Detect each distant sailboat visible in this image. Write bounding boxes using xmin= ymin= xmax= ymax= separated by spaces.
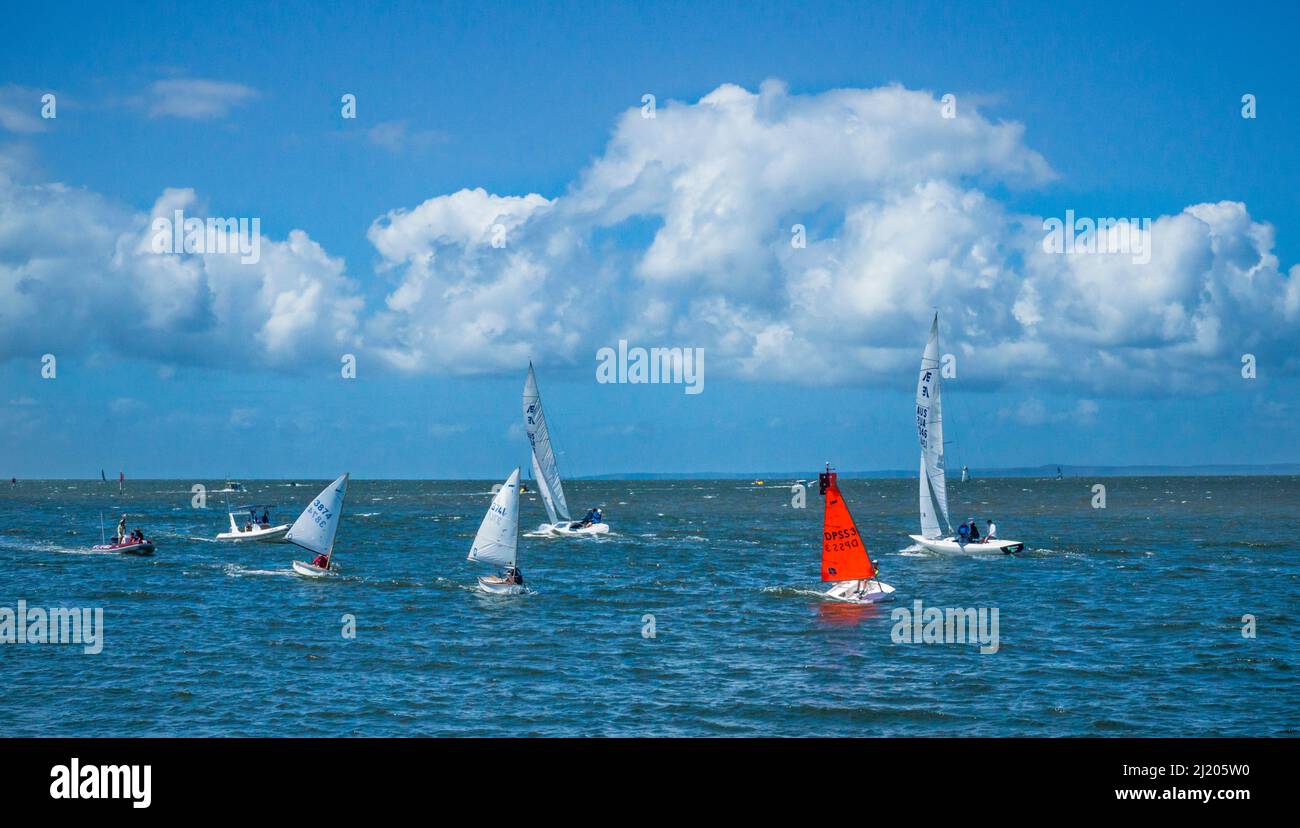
xmin=118 ymin=470 xmax=124 ymax=492
xmin=523 ymin=363 xmax=608 ymax=536
xmin=468 ymin=468 xmax=526 ymax=595
xmin=961 ymin=465 xmax=970 ymax=483
xmin=819 ymin=465 xmax=893 ymax=603
xmin=100 ymin=469 xmax=107 ymax=483
xmin=288 ymin=474 xmax=349 ymax=577
xmin=907 ymin=314 xmax=1024 ymax=555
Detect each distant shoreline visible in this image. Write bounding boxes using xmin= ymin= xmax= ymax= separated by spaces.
xmin=8 ymin=464 xmax=1300 ymax=482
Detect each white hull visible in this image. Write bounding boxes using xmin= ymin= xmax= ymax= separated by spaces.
xmin=292 ymin=560 xmax=335 ymax=577
xmin=216 ymin=524 xmax=291 ymax=543
xmin=90 ymin=541 xmax=155 ymax=556
xmin=909 ymin=535 xmax=1024 ymax=555
xmin=546 ymin=521 xmax=610 ymax=536
xmin=824 ymin=579 xmax=895 ymax=604
xmin=477 ymin=576 xmax=524 ymax=595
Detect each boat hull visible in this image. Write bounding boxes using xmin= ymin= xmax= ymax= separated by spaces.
xmin=909 ymin=535 xmax=1024 ymax=555
xmin=90 ymin=541 xmax=155 ymax=556
xmin=216 ymin=524 xmax=291 ymax=543
xmin=292 ymin=560 xmax=335 ymax=577
xmin=824 ymin=579 xmax=895 ymax=603
xmin=477 ymin=576 xmax=524 ymax=595
xmin=547 ymin=521 xmax=610 ymax=537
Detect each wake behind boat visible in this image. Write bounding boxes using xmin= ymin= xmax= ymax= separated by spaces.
xmin=819 ymin=466 xmax=893 ymax=603
xmin=468 ymin=468 xmax=526 ymax=595
xmin=523 ymin=362 xmax=609 ymax=537
xmin=286 ymin=474 xmax=349 ymax=577
xmin=909 ymin=313 xmax=1024 ymax=555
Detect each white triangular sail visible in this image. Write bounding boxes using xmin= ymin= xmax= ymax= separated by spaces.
xmin=469 ymin=468 xmax=520 ymax=569
xmin=529 ymin=452 xmax=557 ymax=523
xmin=286 ymin=473 xmax=348 ymax=558
xmin=523 ymin=363 xmax=570 ymax=523
xmin=915 ymin=314 xmax=952 ymax=536
xmin=918 ymin=454 xmax=941 ymax=539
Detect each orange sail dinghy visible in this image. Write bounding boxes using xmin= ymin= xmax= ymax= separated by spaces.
xmin=819 ymin=465 xmax=895 ymax=603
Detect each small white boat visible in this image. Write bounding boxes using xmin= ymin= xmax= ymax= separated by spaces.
xmin=468 ymin=468 xmax=526 ymax=595
xmin=523 ymin=363 xmax=610 ymax=537
xmin=825 ymin=579 xmax=896 ymax=602
xmin=291 ymin=560 xmax=333 ymax=577
xmin=215 ymin=505 xmax=290 ymax=543
xmin=911 ymin=313 xmax=1024 ymax=555
xmin=476 ymin=574 xmax=524 ymax=595
xmin=543 ymin=520 xmax=610 ymax=537
xmin=908 ymin=535 xmax=1024 ymax=555
xmin=819 ymin=466 xmax=893 ymax=604
xmin=285 ymin=474 xmax=349 ymax=577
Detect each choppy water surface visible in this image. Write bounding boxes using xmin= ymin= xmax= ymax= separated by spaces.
xmin=0 ymin=476 xmax=1295 ymax=736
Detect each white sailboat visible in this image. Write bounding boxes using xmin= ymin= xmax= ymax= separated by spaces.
xmin=288 ymin=473 xmax=349 ymax=576
xmin=907 ymin=315 xmax=1024 ymax=555
xmin=468 ymin=468 xmax=526 ymax=595
xmin=523 ymin=363 xmax=609 ymax=536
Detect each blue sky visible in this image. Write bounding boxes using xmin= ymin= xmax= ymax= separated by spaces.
xmin=2 ymin=1 xmax=1298 ymax=477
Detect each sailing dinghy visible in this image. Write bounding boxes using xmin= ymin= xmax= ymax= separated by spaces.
xmin=907 ymin=314 xmax=1023 ymax=555
xmin=468 ymin=468 xmax=526 ymax=595
xmin=523 ymin=363 xmax=609 ymax=536
xmin=288 ymin=474 xmax=349 ymax=577
xmin=819 ymin=466 xmax=893 ymax=603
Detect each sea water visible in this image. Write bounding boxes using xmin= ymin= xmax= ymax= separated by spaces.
xmin=0 ymin=476 xmax=1295 ymax=736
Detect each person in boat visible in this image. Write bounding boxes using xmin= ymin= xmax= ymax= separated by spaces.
xmin=133 ymin=528 xmax=145 ymax=543
xmin=957 ymin=521 xmax=970 ymax=545
xmin=967 ymin=518 xmax=981 ymax=543
xmin=116 ymin=515 xmax=128 ymax=544
xmin=260 ymin=509 xmax=269 ymax=527
xmin=506 ymin=567 xmax=524 ymax=585
xmin=986 ymin=519 xmax=997 ymax=541
xmin=311 ymin=554 xmax=330 ymax=569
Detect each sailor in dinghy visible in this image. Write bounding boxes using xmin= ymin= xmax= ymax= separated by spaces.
xmin=287 ymin=474 xmax=349 ymax=577
xmin=819 ymin=465 xmax=894 ymax=603
xmin=906 ymin=313 xmax=1024 ymax=555
xmin=469 ymin=468 xmax=527 ymax=595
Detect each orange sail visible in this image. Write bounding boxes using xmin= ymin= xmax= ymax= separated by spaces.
xmin=820 ymin=470 xmax=876 ymax=582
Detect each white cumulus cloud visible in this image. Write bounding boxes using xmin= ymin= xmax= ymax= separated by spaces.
xmin=142 ymin=79 xmax=257 ymax=120
xmin=3 ymin=80 xmax=1297 ymax=396
xmin=359 ymin=80 xmax=1299 ymax=393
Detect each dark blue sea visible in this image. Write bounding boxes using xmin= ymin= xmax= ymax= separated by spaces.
xmin=1 ymin=476 xmax=1295 ymax=736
